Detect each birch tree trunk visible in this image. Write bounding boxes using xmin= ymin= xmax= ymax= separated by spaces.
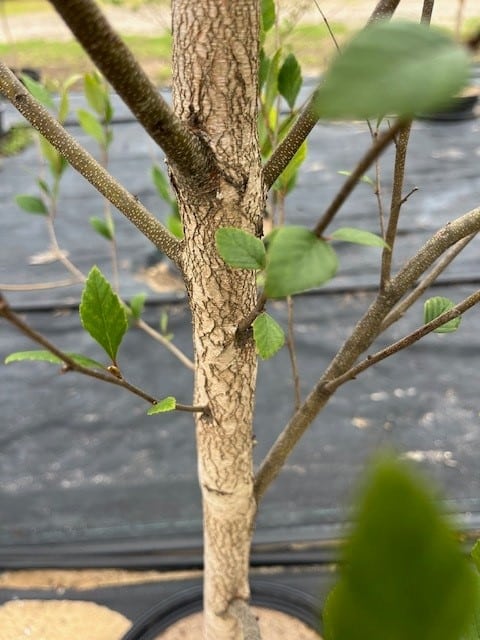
xmin=171 ymin=1 xmax=263 ymax=637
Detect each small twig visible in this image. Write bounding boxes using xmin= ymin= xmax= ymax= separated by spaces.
xmin=326 ymin=289 xmax=480 ymax=394
xmin=137 ymin=318 xmax=194 ymax=371
xmin=422 ymin=0 xmax=436 ymax=25
xmin=286 ymin=296 xmax=301 ymax=411
xmin=312 ymin=0 xmax=340 ymax=52
xmin=237 ymin=292 xmax=267 ymax=335
xmin=380 ymin=122 xmax=412 ymax=289
xmin=228 ymin=599 xmax=261 ymax=640
xmin=0 ymin=63 xmax=182 ymax=267
xmin=314 ymin=120 xmax=405 ymax=237
xmin=0 ymin=292 xmax=202 ymax=413
xmin=380 ymin=233 xmax=477 ymax=332
xmin=0 ymin=278 xmax=80 ymax=291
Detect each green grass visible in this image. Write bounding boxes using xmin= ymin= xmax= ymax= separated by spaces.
xmin=0 ymin=32 xmax=173 ymax=86
xmin=0 ymin=0 xmax=52 ymax=17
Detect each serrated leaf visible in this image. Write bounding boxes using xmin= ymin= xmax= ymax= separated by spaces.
xmin=129 ymin=292 xmax=147 ymax=321
xmin=5 ymin=350 xmax=105 ymax=370
xmin=424 ymin=296 xmax=462 ymax=333
xmin=20 ymin=74 xmax=55 ymax=110
xmin=77 ymin=108 xmax=107 ymax=147
xmin=265 ymin=226 xmax=338 ymax=298
xmin=84 ymin=72 xmax=108 ymax=117
xmin=90 ymin=216 xmax=114 ymax=241
xmin=216 ymin=227 xmax=266 ymax=270
xmin=151 ymin=164 xmax=173 ymax=203
xmin=324 ymin=458 xmax=477 ymax=640
xmin=261 ymin=0 xmax=275 ymax=33
xmin=331 ymin=227 xmax=389 ymax=249
xmin=278 ymin=53 xmax=302 ymax=110
xmin=147 ymin=396 xmax=176 ymax=415
xmin=79 ymin=266 xmax=128 ymax=362
xmin=15 ymin=194 xmax=48 ymax=215
xmin=316 ymin=21 xmax=470 ymax=120
xmin=253 ymin=312 xmax=285 ymax=360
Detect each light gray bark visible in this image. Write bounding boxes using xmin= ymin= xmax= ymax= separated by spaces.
xmin=172 ymin=1 xmax=263 ymax=638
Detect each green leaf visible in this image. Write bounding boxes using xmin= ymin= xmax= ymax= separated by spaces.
xmin=167 ymin=213 xmax=183 ymax=239
xmin=259 ymin=49 xmax=270 ymax=90
xmin=264 ymin=226 xmax=338 ymax=298
xmin=129 ymin=292 xmax=147 ymax=321
xmin=38 ymin=137 xmax=68 ymax=177
xmin=278 ymin=53 xmax=302 ymax=110
xmin=331 ymin=227 xmax=389 ymax=249
xmin=472 ymin=542 xmax=480 ymax=574
xmin=253 ymin=312 xmax=285 ymax=359
xmin=323 ymin=457 xmax=477 ymax=640
xmin=58 ymin=89 xmax=70 ymax=125
xmin=79 ymin=266 xmax=128 ymax=362
xmin=263 ymin=47 xmax=282 ymax=114
xmin=5 ymin=350 xmax=105 ymax=370
xmin=84 ymin=71 xmax=108 ymax=117
xmin=36 ymin=178 xmax=51 ymax=197
xmin=77 ymin=108 xmax=107 ymax=147
xmin=151 ymin=164 xmax=173 ymax=203
xmin=90 ymin=216 xmax=114 ymax=241
xmin=338 ymin=170 xmax=374 ymax=186
xmin=15 ymin=194 xmax=48 ymax=215
xmin=216 ymin=227 xmax=266 ymax=270
xmin=20 ymin=73 xmax=55 ymax=110
xmin=316 ymin=21 xmax=470 ymax=120
xmin=424 ymin=296 xmax=462 ymax=333
xmin=261 ymin=0 xmax=275 ymax=33
xmin=147 ymin=396 xmax=176 ymax=415
xmin=461 ymin=569 xmax=480 ymax=640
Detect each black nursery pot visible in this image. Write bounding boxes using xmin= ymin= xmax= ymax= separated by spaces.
xmin=121 ymin=581 xmax=321 ymax=640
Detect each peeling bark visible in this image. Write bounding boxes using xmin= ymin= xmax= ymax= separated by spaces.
xmin=171 ymin=1 xmax=263 ymax=638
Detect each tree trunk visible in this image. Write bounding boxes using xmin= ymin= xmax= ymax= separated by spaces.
xmin=171 ymin=1 xmax=263 ymax=638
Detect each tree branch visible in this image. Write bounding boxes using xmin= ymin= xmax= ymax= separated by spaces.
xmin=263 ymin=0 xmax=402 ymax=190
xmin=0 ymin=63 xmax=182 ymax=266
xmin=380 ymin=122 xmax=412 ymax=288
xmin=326 ymin=289 xmax=480 ymax=393
xmin=314 ymin=120 xmax=405 ymax=236
xmin=254 ymin=207 xmax=480 ymax=501
xmin=0 ymin=292 xmax=204 ymax=414
xmin=48 ymin=0 xmax=216 ymax=189
xmin=228 ymin=599 xmax=261 ymax=640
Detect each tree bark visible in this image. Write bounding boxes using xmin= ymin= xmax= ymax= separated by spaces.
xmin=171 ymin=1 xmax=263 ymax=638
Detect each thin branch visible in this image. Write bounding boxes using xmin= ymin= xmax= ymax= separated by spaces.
xmin=0 ymin=292 xmax=204 ymax=414
xmin=286 ymin=296 xmax=301 ymax=411
xmin=228 ymin=599 xmax=261 ymax=640
xmin=312 ymin=0 xmax=341 ymax=52
xmin=326 ymin=289 xmax=480 ymax=393
xmin=379 ymin=122 xmax=412 ymax=288
xmin=421 ymin=0 xmax=435 ymax=24
xmin=0 ymin=278 xmax=80 ymax=291
xmin=137 ymin=318 xmax=194 ymax=371
xmin=254 ymin=207 xmax=480 ymax=501
xmin=0 ymin=63 xmax=183 ymax=267
xmin=48 ymin=0 xmax=216 ymax=189
xmin=263 ymin=0 xmax=402 ymax=189
xmin=314 ymin=120 xmax=405 ymax=237
xmin=380 ymin=232 xmax=477 ymax=331
xmin=237 ymin=292 xmax=267 ymax=335
xmin=368 ymin=0 xmax=403 ymax=24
